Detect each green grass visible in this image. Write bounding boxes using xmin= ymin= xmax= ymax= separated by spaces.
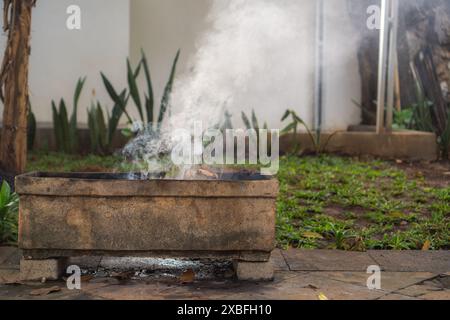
xmin=27 ymin=152 xmax=124 ymax=173
xmin=26 ymin=152 xmax=449 ymax=251
xmin=277 ymin=155 xmax=450 ymax=250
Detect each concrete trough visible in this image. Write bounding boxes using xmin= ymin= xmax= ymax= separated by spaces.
xmin=15 ymin=172 xmax=278 ymax=281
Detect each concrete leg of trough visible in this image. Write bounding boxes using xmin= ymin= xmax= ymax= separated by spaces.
xmin=20 ymin=258 xmax=67 ymax=281
xmin=233 ymin=259 xmax=274 ymax=281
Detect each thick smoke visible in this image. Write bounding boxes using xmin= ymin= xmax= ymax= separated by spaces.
xmin=168 ymin=0 xmax=310 ymax=130
xmin=122 ymin=0 xmax=319 ymax=177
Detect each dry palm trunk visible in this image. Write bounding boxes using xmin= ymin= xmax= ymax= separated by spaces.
xmin=349 ymin=0 xmax=450 ymax=125
xmin=347 ymin=0 xmax=381 ymax=125
xmin=0 ymin=0 xmax=36 ymax=174
xmin=405 ymin=0 xmax=450 ymax=136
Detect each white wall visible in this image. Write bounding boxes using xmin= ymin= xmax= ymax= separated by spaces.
xmin=0 ymin=0 xmax=130 ymax=124
xmin=0 ymin=0 xmax=362 ymax=131
xmin=131 ymin=0 xmax=361 ymax=131
xmin=130 ymin=0 xmax=212 ymax=101
xmin=322 ymin=0 xmax=361 ymax=130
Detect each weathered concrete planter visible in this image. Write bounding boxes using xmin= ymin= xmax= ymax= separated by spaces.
xmin=16 ymin=172 xmax=278 ymax=281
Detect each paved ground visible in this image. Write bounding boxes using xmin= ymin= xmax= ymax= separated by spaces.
xmin=0 ymin=247 xmax=449 ymax=300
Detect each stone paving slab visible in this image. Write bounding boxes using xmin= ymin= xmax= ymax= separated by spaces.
xmin=377 ymin=293 xmax=423 ymax=300
xmin=315 ymin=271 xmax=437 ymax=292
xmin=222 ymin=272 xmax=388 ymax=300
xmin=271 ymin=249 xmax=289 ymax=271
xmin=1 ymin=271 xmax=449 ymax=300
xmin=0 ymin=269 xmax=20 ymax=285
xmin=72 ymin=272 xmax=299 ymax=300
xmin=1 ymin=247 xmax=450 ymax=300
xmin=282 ymin=250 xmax=378 ymax=271
xmin=368 ymin=250 xmax=450 ymax=273
xmin=417 ymin=290 xmax=450 ymax=300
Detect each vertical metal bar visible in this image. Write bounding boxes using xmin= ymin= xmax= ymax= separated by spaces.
xmin=386 ymin=0 xmax=399 ymax=132
xmin=376 ymin=0 xmax=390 ymax=134
xmin=314 ymin=0 xmax=324 ymax=134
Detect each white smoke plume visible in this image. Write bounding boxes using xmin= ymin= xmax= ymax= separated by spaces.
xmin=169 ymin=0 xmax=311 ymax=130
xmin=123 ymin=0 xmax=320 ymax=177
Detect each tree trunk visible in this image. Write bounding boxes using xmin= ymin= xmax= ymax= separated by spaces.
xmin=349 ymin=0 xmax=450 ymax=125
xmin=347 ymin=0 xmax=381 ymax=125
xmin=403 ymin=0 xmax=450 ymax=103
xmin=0 ymin=0 xmax=35 ymax=174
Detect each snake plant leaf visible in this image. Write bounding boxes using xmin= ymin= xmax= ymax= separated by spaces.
xmin=109 ymin=100 xmax=125 ymax=144
xmin=158 ymin=50 xmax=180 ymax=130
xmin=52 ymin=101 xmax=62 ymax=151
xmin=293 ymin=112 xmax=307 ymax=126
xmin=281 ymin=110 xmax=291 ymax=121
xmin=281 ymin=122 xmax=297 ymax=135
xmin=59 ymin=99 xmax=70 ymax=153
xmin=101 ymin=73 xmax=132 ymax=123
xmin=71 ymin=77 xmax=86 ymax=129
xmin=101 ymin=72 xmax=121 ymax=104
xmin=251 ymin=109 xmax=259 ymax=130
xmin=241 ymin=111 xmax=252 ymax=129
xmin=127 ymin=58 xmax=143 ymax=122
xmin=134 ymin=60 xmax=142 ymax=79
xmin=141 ymin=50 xmax=154 ymax=125
xmin=96 ymin=103 xmax=107 ymax=150
xmin=87 ymin=105 xmax=98 ymax=153
xmin=222 ymin=110 xmax=233 ymax=130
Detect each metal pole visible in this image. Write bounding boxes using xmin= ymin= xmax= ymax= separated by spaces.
xmin=385 ymin=0 xmax=399 ymax=132
xmin=314 ymin=0 xmax=324 ymax=134
xmin=376 ymin=0 xmax=391 ymax=134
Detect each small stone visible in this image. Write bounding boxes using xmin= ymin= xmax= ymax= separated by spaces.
xmin=234 ymin=260 xmax=274 ymax=281
xmin=20 ymin=259 xmax=66 ymax=281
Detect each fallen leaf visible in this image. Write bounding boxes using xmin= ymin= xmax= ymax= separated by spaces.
xmin=422 ymin=240 xmax=431 ymax=251
xmin=318 ymin=293 xmax=329 ymax=300
xmin=302 ymin=231 xmax=324 ymax=239
xmin=180 ymin=269 xmax=195 ymax=283
xmin=29 ymin=286 xmax=61 ymax=296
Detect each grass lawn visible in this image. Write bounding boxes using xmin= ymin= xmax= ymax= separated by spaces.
xmin=277 ymin=156 xmax=450 ymax=251
xmin=27 ymin=152 xmax=123 ymax=173
xmin=26 ymin=152 xmax=450 ymax=251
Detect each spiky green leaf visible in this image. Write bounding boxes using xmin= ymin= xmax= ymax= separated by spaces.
xmin=251 ymin=109 xmax=259 ymax=130
xmin=127 ymin=59 xmax=143 ymax=121
xmin=241 ymin=112 xmax=252 ymax=129
xmin=158 ymin=50 xmax=180 ymax=130
xmin=141 ymin=50 xmax=154 ymax=125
